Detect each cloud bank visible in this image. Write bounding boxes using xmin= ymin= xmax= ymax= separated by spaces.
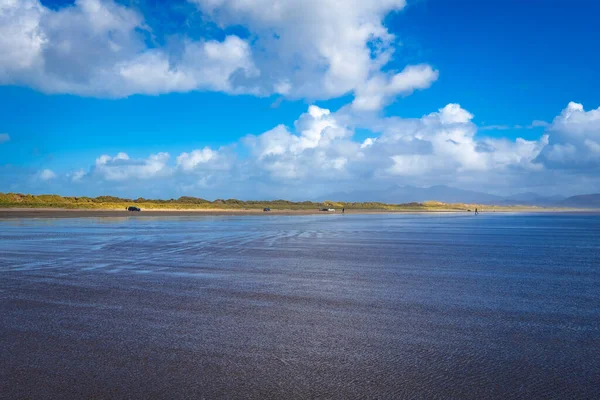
xmin=0 ymin=0 xmax=436 ymax=108
xmin=535 ymin=102 xmax=600 ymax=170
xmin=17 ymin=102 xmax=591 ymax=199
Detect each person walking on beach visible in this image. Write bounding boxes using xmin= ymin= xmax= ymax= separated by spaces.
xmin=342 ymin=207 xmax=345 ymax=214
xmin=475 ymin=208 xmax=479 ymax=215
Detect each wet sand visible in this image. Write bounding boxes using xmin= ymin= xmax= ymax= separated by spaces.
xmin=0 ymin=208 xmax=465 ymax=219
xmin=0 ymin=207 xmax=578 ymax=219
xmin=1 ymin=214 xmax=599 ymax=399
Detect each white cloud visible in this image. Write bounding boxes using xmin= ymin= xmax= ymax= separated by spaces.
xmin=191 ymin=0 xmax=412 ymax=101
xmin=0 ymin=133 xmax=10 ymax=143
xmin=536 ymin=102 xmax=600 ymax=169
xmin=69 ymin=169 xmax=86 ymax=182
xmin=0 ymin=0 xmax=145 ymax=95
xmin=435 ymin=103 xmax=474 ymax=124
xmin=247 ymin=105 xmax=352 ymax=160
xmin=244 ymin=105 xmax=357 ymax=180
xmin=240 ymin=102 xmax=550 ymax=188
xmin=374 ymin=104 xmax=485 ymax=175
xmin=361 ymin=138 xmax=377 ymax=149
xmin=529 ymin=120 xmax=549 ymax=128
xmin=177 ymin=147 xmax=217 ymax=171
xmin=118 ymin=35 xmax=258 ymax=96
xmin=348 ymin=103 xmax=548 ymax=184
xmin=38 ymin=169 xmax=56 ymax=181
xmin=75 ymin=103 xmax=550 ymax=192
xmin=0 ymin=0 xmax=257 ymax=97
xmin=0 ymin=0 xmax=45 ymax=83
xmin=352 ymin=64 xmax=439 ymax=111
xmin=479 ymin=125 xmax=512 ymax=131
xmin=0 ymin=0 xmax=435 ymax=107
xmin=480 ymin=121 xmax=550 ymax=131
xmin=93 ymin=152 xmax=171 ymax=181
xmin=28 ymin=101 xmax=600 ymax=199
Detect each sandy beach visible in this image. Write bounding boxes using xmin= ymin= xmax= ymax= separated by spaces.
xmin=0 ymin=208 xmax=473 ymax=218
xmin=0 ymin=207 xmax=590 ymax=219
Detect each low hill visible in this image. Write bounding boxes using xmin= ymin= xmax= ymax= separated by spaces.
xmin=319 ymin=185 xmax=504 ymax=204
xmin=501 ymin=192 xmax=565 ymax=206
xmin=0 ymin=192 xmax=551 ymax=212
xmin=558 ymin=194 xmax=600 ymax=208
xmin=0 ymin=192 xmax=443 ymax=211
xmin=319 ymin=185 xmax=564 ymax=206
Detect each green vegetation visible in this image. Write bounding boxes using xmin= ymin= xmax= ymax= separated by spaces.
xmin=0 ymin=192 xmax=551 ymax=212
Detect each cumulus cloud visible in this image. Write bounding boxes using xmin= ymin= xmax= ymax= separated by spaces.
xmin=117 ymin=35 xmax=258 ymax=96
xmin=191 ymin=0 xmax=437 ymax=107
xmin=535 ymin=102 xmax=600 ymax=169
xmin=34 ymin=101 xmax=600 ymax=198
xmin=191 ymin=0 xmax=402 ymax=95
xmin=0 ymin=133 xmax=9 ymax=143
xmin=352 ymin=65 xmax=439 ymax=111
xmin=177 ymin=148 xmax=217 ymax=171
xmin=238 ymin=102 xmax=552 ymax=190
xmin=0 ymin=0 xmax=45 ymax=82
xmin=78 ymin=104 xmax=543 ymax=189
xmin=38 ymin=169 xmax=56 ymax=181
xmin=361 ymin=138 xmax=377 ymax=149
xmin=68 ymin=169 xmax=86 ymax=182
xmin=244 ymin=105 xmax=356 ymax=180
xmin=0 ymin=0 xmax=435 ymax=107
xmin=92 ymin=152 xmax=171 ymax=181
xmin=0 ymin=0 xmax=257 ymax=97
xmin=358 ymin=103 xmax=546 ymax=180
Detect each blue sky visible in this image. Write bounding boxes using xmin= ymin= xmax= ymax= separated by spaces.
xmin=1 ymin=0 xmax=599 ymax=199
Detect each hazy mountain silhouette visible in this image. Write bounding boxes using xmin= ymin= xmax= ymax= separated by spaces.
xmin=501 ymin=192 xmax=565 ymax=206
xmin=320 ymin=185 xmax=502 ymax=204
xmin=319 ymin=185 xmax=567 ymax=206
xmin=558 ymin=194 xmax=600 ymax=208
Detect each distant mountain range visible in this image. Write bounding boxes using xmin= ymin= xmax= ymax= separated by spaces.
xmin=558 ymin=194 xmax=600 ymax=208
xmin=319 ymin=185 xmax=600 ymax=208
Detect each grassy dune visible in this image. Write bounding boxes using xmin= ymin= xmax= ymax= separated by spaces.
xmin=0 ymin=193 xmax=559 ymax=212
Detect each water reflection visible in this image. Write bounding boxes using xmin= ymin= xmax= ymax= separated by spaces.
xmin=1 ymin=214 xmax=599 ymax=399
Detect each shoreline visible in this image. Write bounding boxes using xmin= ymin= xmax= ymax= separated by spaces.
xmin=0 ymin=207 xmax=592 ymax=219
xmin=0 ymin=208 xmax=464 ymax=218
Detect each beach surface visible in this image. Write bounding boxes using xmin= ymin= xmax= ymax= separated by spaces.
xmin=1 ymin=213 xmax=599 ymax=399
xmin=0 ymin=207 xmax=575 ymax=219
xmin=0 ymin=208 xmax=463 ymax=218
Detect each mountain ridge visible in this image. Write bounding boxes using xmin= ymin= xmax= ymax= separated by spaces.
xmin=318 ymin=185 xmax=588 ymax=207
xmin=558 ymin=194 xmax=600 ymax=208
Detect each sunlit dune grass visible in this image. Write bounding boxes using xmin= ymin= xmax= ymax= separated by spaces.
xmin=0 ymin=192 xmax=568 ymax=212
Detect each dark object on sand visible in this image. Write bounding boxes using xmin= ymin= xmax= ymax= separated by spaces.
xmin=127 ymin=206 xmax=141 ymax=212
xmin=263 ymin=208 xmax=271 ymax=212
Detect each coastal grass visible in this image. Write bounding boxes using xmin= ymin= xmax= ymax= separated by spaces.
xmin=0 ymin=193 xmax=555 ymax=212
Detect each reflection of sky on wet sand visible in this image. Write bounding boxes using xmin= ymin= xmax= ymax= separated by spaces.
xmin=1 ymin=214 xmax=599 ymax=398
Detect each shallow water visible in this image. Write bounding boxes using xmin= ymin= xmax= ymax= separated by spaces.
xmin=1 ymin=213 xmax=599 ymax=399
